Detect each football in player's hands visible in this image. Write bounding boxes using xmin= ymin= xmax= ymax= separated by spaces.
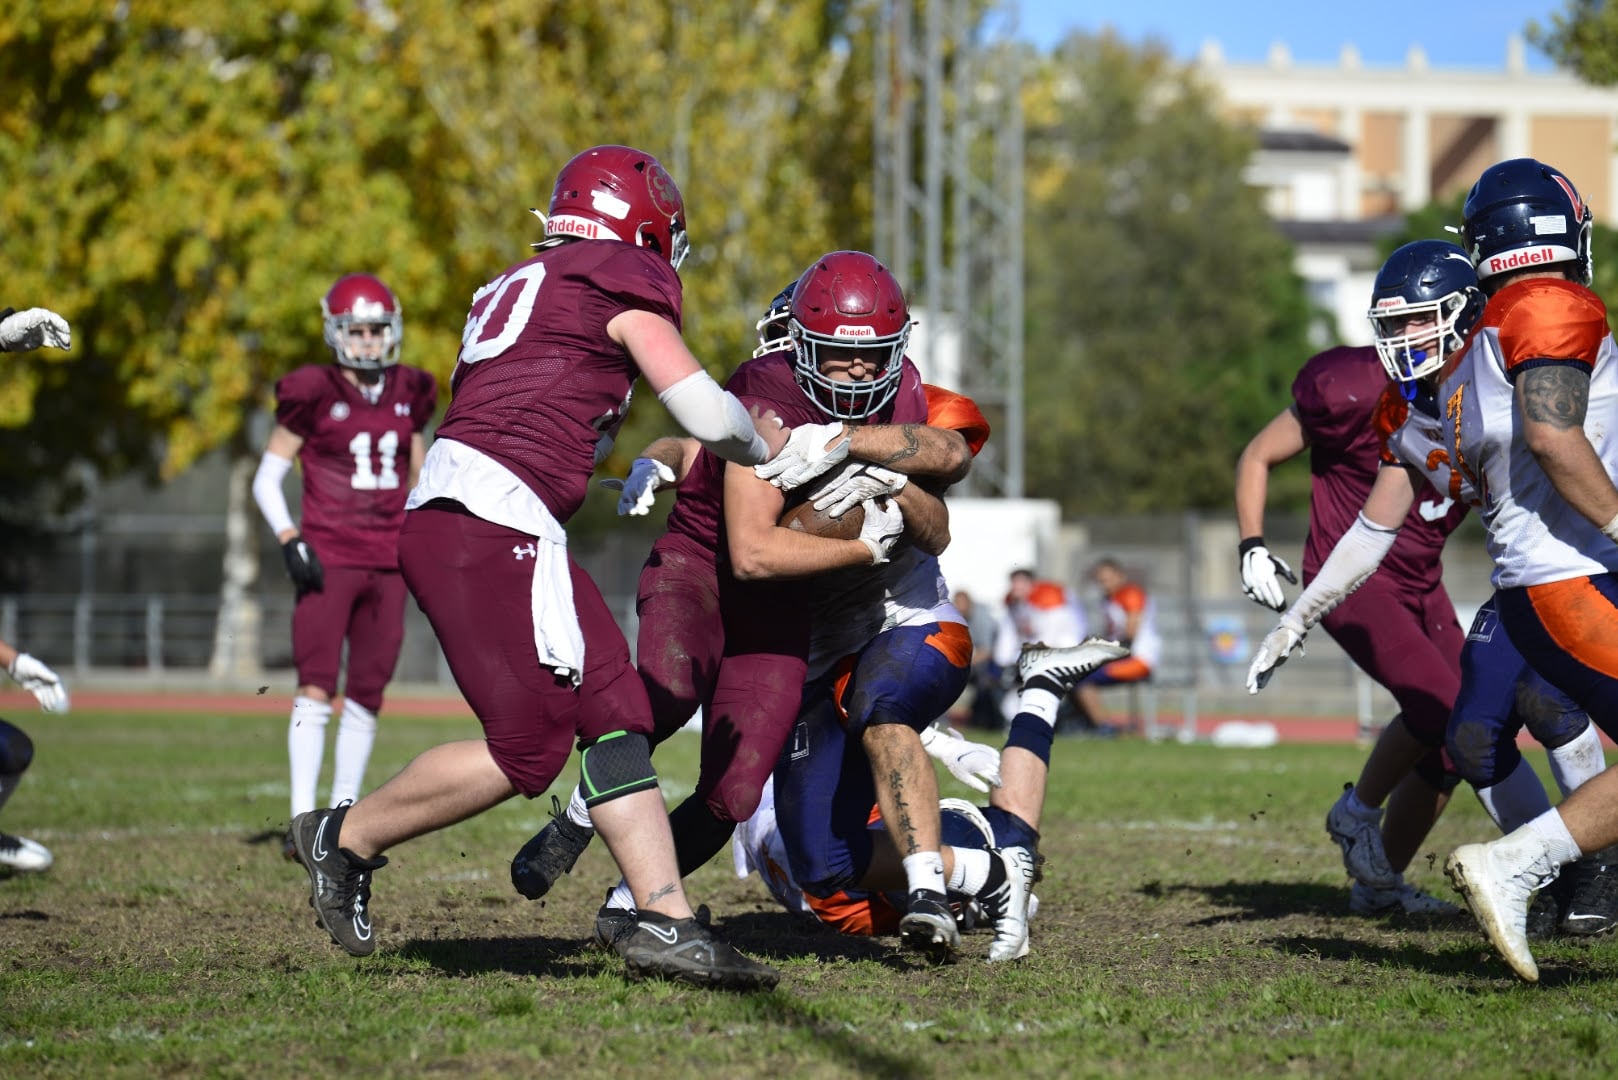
xmin=777 ymin=472 xmax=869 ymax=540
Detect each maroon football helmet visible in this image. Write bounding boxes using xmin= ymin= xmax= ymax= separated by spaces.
xmin=787 ymin=251 xmax=911 ymax=419
xmin=540 ymin=145 xmax=689 ymax=271
xmin=322 ymin=274 xmax=402 ymax=371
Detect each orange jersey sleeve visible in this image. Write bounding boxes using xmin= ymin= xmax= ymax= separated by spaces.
xmin=1370 ymin=381 xmax=1411 ymax=466
xmin=1492 ymin=278 xmax=1608 ymax=379
xmin=924 ymin=384 xmax=991 ymax=456
xmin=1111 ymin=583 xmax=1147 ymax=615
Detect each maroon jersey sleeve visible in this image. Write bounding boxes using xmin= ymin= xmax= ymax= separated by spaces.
xmin=275 ymin=364 xmax=336 ymax=439
xmin=1292 ymin=345 xmax=1382 ymax=454
xmin=434 ymin=241 xmax=683 ymax=523
xmin=402 ymin=366 xmax=439 ymax=432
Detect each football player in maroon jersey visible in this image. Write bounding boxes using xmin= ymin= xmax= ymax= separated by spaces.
xmin=287 ymin=146 xmax=812 ymax=990
xmin=254 ymin=274 xmax=438 ymax=861
xmin=513 ymin=254 xmax=978 ymax=963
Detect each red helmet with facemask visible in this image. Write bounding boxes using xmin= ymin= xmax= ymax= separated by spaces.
xmin=322 ymin=274 xmax=402 ymax=371
xmin=787 ymin=251 xmax=911 ymax=420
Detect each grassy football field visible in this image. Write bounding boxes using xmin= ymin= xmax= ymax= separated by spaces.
xmin=2 ymin=707 xmax=1617 ymax=1078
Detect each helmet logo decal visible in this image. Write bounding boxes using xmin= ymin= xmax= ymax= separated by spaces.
xmin=1549 ymin=173 xmax=1587 ymax=221
xmin=833 ymin=324 xmax=877 ymax=339
xmin=646 ymin=164 xmax=681 ymax=217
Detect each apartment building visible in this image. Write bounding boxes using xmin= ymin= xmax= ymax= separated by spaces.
xmin=1198 ymin=36 xmax=1618 ymax=342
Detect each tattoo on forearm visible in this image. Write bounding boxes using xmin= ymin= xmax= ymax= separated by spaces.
xmin=644 ymin=883 xmax=677 ymax=906
xmin=878 ymin=426 xmax=922 ymax=467
xmin=1522 ymin=367 xmax=1589 ymax=431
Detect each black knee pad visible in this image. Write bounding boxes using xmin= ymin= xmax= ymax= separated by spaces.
xmin=577 ymin=730 xmax=658 ymax=809
xmin=0 ymin=718 xmax=35 ymax=775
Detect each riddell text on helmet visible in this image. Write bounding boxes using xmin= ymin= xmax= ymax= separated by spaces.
xmin=548 ymin=215 xmax=606 ymax=239
xmin=1482 ymin=247 xmax=1559 ymax=274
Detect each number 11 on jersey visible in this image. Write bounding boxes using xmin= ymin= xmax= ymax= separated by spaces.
xmin=349 ymin=429 xmax=401 ymax=490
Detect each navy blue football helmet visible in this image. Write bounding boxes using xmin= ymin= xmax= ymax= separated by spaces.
xmin=752 ymin=279 xmax=798 ymax=358
xmin=1461 ymin=157 xmax=1592 ymax=286
xmin=1367 ymin=240 xmax=1485 ymax=384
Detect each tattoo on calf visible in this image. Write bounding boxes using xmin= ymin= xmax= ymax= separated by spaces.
xmin=885 ymin=767 xmax=920 ymax=855
xmin=1521 ymin=366 xmax=1589 ymax=430
xmin=644 ymin=883 xmax=677 ymax=906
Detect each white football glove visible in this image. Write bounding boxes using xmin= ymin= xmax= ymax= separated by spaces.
xmin=1246 ymin=616 xmax=1307 ymax=695
xmin=856 ymin=497 xmax=906 ymax=565
xmin=753 ymin=421 xmax=851 ymax=491
xmin=8 ymin=652 xmax=69 ymax=713
xmin=599 ymin=457 xmax=676 ymax=516
xmin=811 ymin=462 xmax=909 ymax=519
xmin=0 ymin=308 xmax=71 ymax=352
xmin=919 ymin=725 xmax=1002 ymax=793
xmin=1239 ymin=541 xmax=1298 ymax=611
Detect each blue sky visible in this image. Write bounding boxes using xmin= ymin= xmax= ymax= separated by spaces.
xmin=1017 ymin=1 xmax=1566 ymax=72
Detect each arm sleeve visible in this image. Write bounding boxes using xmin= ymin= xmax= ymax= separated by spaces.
xmin=252 ymin=452 xmax=296 ymax=536
xmin=1285 ymin=512 xmax=1400 ymax=630
xmin=657 ymin=370 xmax=770 ymax=465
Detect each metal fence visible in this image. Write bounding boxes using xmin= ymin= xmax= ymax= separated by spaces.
xmin=1 ymin=506 xmax=1496 ymax=732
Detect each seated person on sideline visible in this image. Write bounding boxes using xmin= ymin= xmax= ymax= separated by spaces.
xmin=1072 ymin=557 xmax=1159 ymax=733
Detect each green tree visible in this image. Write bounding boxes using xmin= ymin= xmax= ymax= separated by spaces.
xmin=1528 ymin=0 xmax=1618 ymax=84
xmin=1 ymin=2 xmax=886 ymax=675
xmin=1021 ymin=33 xmax=1322 ymax=514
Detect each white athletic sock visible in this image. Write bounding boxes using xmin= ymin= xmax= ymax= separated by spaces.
xmin=1018 ymin=687 xmax=1062 ymax=727
xmin=605 ymin=878 xmax=635 ymax=912
xmin=566 ymin=785 xmax=594 ymax=829
xmin=1474 ymin=758 xmax=1554 ymax=833
xmin=946 ymin=847 xmax=991 ymax=894
xmin=1528 ymin=808 xmax=1584 ymax=866
xmin=1547 ymin=723 xmax=1607 ymax=797
xmin=330 ymin=698 xmax=378 ymax=807
xmin=902 ymin=851 xmax=947 ymax=896
xmin=288 ymin=695 xmax=332 ymax=818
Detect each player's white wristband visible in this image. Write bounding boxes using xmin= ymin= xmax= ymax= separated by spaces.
xmin=1602 ymin=511 xmax=1618 ymax=544
xmin=858 ymin=537 xmax=888 ymax=565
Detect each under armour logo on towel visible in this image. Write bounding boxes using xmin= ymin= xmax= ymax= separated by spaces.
xmin=1418 ymin=497 xmax=1454 ymax=522
xmin=513 ymin=543 xmax=537 ymax=560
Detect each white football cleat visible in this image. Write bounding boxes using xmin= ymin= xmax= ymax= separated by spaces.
xmin=1325 ymin=783 xmax=1399 ymax=890
xmin=1015 ymin=638 xmax=1130 ymax=692
xmin=983 ymin=846 xmax=1037 ymax=962
xmin=0 ymin=832 xmax=53 ymax=873
xmin=1445 ymin=828 xmax=1562 ymax=984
